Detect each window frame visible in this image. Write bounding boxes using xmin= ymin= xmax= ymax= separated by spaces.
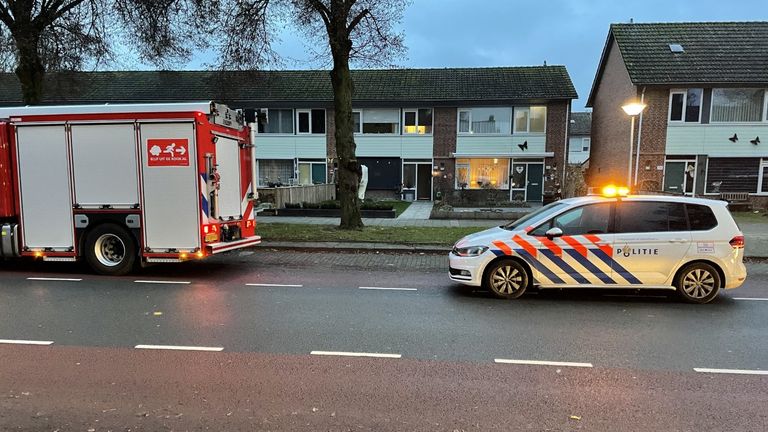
xmin=581 ymin=137 xmax=591 ymax=152
xmin=758 ymin=159 xmax=768 ymax=195
xmin=358 ymin=108 xmax=401 ymax=135
xmin=614 ymin=201 xmax=689 ymax=234
xmin=709 ymin=88 xmax=766 ymax=124
xmin=260 ymin=108 xmax=295 ymax=135
xmin=529 ymin=202 xmax=615 ymax=237
xmin=668 ymin=88 xmax=703 ymax=123
xmin=453 ymin=157 xmax=511 ymax=190
xmin=513 ymin=106 xmax=547 ymax=134
xmin=457 ymin=109 xmax=472 ymax=134
xmin=297 ymin=159 xmax=327 ymax=185
xmin=402 ymin=108 xmax=433 ymax=135
xmin=456 ymin=107 xmax=513 ymax=135
xmin=352 ymin=110 xmax=362 ymax=134
xmin=296 ymin=109 xmax=326 ymax=134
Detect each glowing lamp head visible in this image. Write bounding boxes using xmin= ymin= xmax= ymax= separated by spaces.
xmin=622 ymin=102 xmax=647 ymax=116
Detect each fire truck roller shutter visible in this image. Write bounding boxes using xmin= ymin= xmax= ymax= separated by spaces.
xmin=16 ymin=125 xmax=74 ymax=250
xmin=214 ymin=136 xmax=243 ymax=220
xmin=139 ymin=122 xmax=200 ymax=251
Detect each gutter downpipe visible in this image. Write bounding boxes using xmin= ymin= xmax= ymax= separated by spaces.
xmin=633 ymin=86 xmax=646 ymax=188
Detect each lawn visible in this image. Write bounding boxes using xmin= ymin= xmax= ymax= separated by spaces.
xmin=380 ymin=200 xmax=412 ymax=217
xmin=731 ymin=211 xmax=768 ymax=225
xmin=257 ymin=223 xmax=480 ymax=246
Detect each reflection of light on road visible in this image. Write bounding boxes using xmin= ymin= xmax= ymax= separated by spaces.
xmin=174 ymin=284 xmax=232 ymax=328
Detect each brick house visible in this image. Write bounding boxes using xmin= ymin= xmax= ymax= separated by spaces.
xmin=0 ymin=67 xmax=576 ymax=204
xmin=587 ymin=22 xmax=768 ymax=205
xmin=568 ymin=112 xmax=591 ymax=165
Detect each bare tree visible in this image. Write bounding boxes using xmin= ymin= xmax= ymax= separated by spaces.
xmin=289 ymin=0 xmax=407 ymax=229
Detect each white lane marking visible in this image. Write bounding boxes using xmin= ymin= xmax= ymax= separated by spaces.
xmin=134 ymin=280 xmax=191 ymax=285
xmin=310 ymin=350 xmax=402 ymax=359
xmin=694 ymin=368 xmax=768 ymax=375
xmin=359 ymin=286 xmax=418 ymax=291
xmin=27 ymin=277 xmax=82 ymax=282
xmin=733 ymin=297 xmax=768 ymax=301
xmin=246 ymin=283 xmax=303 ymax=287
xmin=135 ymin=344 xmax=223 ymax=352
xmin=0 ymin=339 xmax=54 ymax=345
xmin=494 ymin=358 xmax=593 ymax=368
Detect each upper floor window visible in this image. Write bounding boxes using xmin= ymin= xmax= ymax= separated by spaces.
xmin=457 ymin=107 xmax=512 ymax=134
xmin=297 ymin=109 xmax=326 ymax=134
xmin=669 ymin=88 xmax=702 ymax=122
xmin=582 ymin=137 xmax=591 ymax=152
xmin=513 ymin=106 xmax=546 ymax=133
xmin=361 ymin=108 xmax=399 ymax=134
xmin=711 ymin=88 xmax=765 ymax=122
xmin=257 ymin=109 xmax=294 ymax=134
xmin=403 ymin=108 xmax=433 ymax=134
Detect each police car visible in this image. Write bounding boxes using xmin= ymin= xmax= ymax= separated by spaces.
xmin=449 ymin=187 xmax=747 ymax=304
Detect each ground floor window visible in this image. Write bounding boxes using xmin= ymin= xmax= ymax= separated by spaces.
xmin=258 ymin=159 xmax=294 ymax=187
xmin=455 ymin=158 xmax=510 ymax=189
xmin=402 ymin=159 xmax=433 ymax=200
xmin=705 ymin=158 xmax=760 ymax=194
xmin=358 ymin=157 xmax=402 ymax=190
xmin=298 ymin=160 xmax=326 ymax=185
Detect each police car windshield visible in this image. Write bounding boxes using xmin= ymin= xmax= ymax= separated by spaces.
xmin=501 ymin=201 xmax=569 ymax=231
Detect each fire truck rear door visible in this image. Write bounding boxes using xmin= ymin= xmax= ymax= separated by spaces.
xmin=139 ymin=122 xmax=200 ymax=251
xmin=214 ymin=136 xmax=242 ymax=220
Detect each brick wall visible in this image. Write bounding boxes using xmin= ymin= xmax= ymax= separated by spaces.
xmin=545 ymin=101 xmax=569 ymax=195
xmin=433 ymin=107 xmax=457 ymax=200
xmin=325 ymin=108 xmax=336 ymax=180
xmin=587 ymin=38 xmax=637 ymax=188
xmin=634 ymin=87 xmax=669 ymax=191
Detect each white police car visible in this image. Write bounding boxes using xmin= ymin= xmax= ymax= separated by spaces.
xmin=449 ymin=187 xmax=747 ymax=303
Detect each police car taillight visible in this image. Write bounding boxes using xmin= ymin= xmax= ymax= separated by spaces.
xmin=729 ymin=235 xmax=745 ymax=249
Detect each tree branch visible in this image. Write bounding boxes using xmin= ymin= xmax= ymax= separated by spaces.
xmin=346 ymin=6 xmax=368 ymax=33
xmin=0 ymin=1 xmax=14 ymax=27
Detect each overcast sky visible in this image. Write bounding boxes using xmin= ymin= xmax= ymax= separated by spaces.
xmin=264 ymin=0 xmax=764 ymax=110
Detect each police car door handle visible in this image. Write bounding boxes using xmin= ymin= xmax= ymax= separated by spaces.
xmin=668 ymin=238 xmax=687 ymax=243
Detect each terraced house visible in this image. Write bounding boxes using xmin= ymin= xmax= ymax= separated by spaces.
xmin=0 ymin=66 xmax=577 ymax=204
xmin=588 ymin=21 xmax=768 ymax=205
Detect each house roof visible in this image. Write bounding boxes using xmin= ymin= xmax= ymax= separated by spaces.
xmin=570 ymin=112 xmax=591 ymax=135
xmin=587 ymin=21 xmax=768 ymax=106
xmin=0 ymin=66 xmax=577 ymax=107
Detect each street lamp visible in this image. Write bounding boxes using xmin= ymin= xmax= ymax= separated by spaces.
xmin=621 ymin=102 xmax=647 ymax=187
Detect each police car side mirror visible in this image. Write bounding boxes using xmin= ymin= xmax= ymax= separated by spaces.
xmin=545 ymin=227 xmax=563 ymax=239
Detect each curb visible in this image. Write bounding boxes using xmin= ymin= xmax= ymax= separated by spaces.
xmin=255 ymin=241 xmax=449 ymax=254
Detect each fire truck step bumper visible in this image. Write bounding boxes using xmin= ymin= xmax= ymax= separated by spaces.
xmin=208 ymin=236 xmax=262 ymax=254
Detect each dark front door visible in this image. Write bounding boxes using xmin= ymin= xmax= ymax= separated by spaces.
xmin=417 ymin=164 xmax=432 ymax=200
xmin=526 ymin=163 xmax=544 ymax=202
xmin=663 ymin=161 xmax=686 ymax=194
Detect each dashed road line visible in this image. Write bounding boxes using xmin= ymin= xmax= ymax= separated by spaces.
xmin=310 ymin=350 xmax=402 ymax=359
xmin=27 ymin=277 xmax=82 ymax=282
xmin=0 ymin=339 xmax=54 ymax=346
xmin=494 ymin=358 xmax=594 ymax=368
xmin=246 ymin=283 xmax=304 ymax=287
xmin=694 ymin=368 xmax=768 ymax=375
xmin=135 ymin=344 xmax=223 ymax=352
xmin=733 ymin=297 xmax=768 ymax=301
xmin=359 ymin=286 xmax=418 ymax=291
xmin=134 ymin=280 xmax=191 ymax=285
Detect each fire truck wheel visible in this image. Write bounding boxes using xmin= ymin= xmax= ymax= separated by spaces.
xmin=84 ymin=224 xmax=136 ymax=276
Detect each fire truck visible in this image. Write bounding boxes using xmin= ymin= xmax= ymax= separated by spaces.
xmin=0 ymin=102 xmax=261 ymax=275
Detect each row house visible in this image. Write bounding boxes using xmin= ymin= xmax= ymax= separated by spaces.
xmin=0 ymin=67 xmax=577 ymax=203
xmin=587 ymin=22 xmax=768 ymax=204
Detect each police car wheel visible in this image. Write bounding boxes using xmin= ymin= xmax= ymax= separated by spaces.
xmin=84 ymin=223 xmax=136 ymax=276
xmin=675 ymin=263 xmax=721 ymax=304
xmin=485 ymin=259 xmax=528 ymax=299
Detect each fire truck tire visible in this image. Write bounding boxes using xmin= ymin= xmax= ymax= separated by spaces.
xmin=84 ymin=223 xmax=136 ymax=276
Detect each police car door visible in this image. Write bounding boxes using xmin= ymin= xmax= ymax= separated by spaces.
xmin=529 ymin=202 xmax=616 ymax=287
xmin=612 ymin=200 xmax=692 ymax=286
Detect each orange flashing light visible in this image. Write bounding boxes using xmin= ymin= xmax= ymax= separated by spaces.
xmin=196 ymin=251 xmax=205 ymax=259
xmin=33 ymin=251 xmax=43 ymax=258
xmin=602 ymin=185 xmax=630 ymax=198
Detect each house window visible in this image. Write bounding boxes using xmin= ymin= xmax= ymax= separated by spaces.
xmin=514 ymin=106 xmax=547 ymax=133
xmin=582 ymin=137 xmax=590 ymax=152
xmin=455 ymin=158 xmax=510 ymax=190
xmin=759 ymin=160 xmax=768 ymax=194
xmin=362 ymin=109 xmax=400 ymax=134
xmin=298 ymin=160 xmax=326 ymax=185
xmin=258 ymin=159 xmax=294 ymax=187
xmin=403 ymin=108 xmax=433 ymax=134
xmin=457 ymin=107 xmax=512 ymax=134
xmin=353 ymin=110 xmax=362 ymax=133
xmin=669 ymin=89 xmax=703 ymax=123
xmin=705 ymin=157 xmax=760 ymax=193
xmin=257 ymin=109 xmax=294 ymax=134
xmin=297 ymin=109 xmax=326 ymax=134
xmin=711 ymin=88 xmax=765 ymax=122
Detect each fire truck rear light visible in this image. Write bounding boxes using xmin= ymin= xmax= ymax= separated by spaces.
xmin=203 ymin=226 xmax=209 ymax=234
xmin=196 ymin=251 xmax=204 ymax=258
xmin=180 ymin=252 xmax=189 ymax=259
xmin=730 ymin=235 xmax=745 ymax=249
xmin=204 ymin=233 xmax=218 ymax=243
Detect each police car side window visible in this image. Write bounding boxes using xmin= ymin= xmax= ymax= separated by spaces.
xmin=686 ymin=204 xmax=718 ymax=230
xmin=616 ymin=202 xmax=688 ymax=233
xmin=537 ymin=203 xmax=611 ymax=236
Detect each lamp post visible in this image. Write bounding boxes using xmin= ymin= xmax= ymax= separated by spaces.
xmin=621 ymin=102 xmax=647 ymax=187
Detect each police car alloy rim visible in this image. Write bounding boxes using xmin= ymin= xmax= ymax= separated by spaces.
xmin=682 ymin=268 xmax=716 ymax=299
xmin=492 ymin=265 xmax=523 ymax=294
xmin=94 ymin=234 xmax=126 ymax=267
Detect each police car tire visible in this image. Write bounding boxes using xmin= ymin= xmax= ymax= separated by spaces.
xmin=84 ymin=223 xmax=136 ymax=276
xmin=485 ymin=259 xmax=529 ymax=299
xmin=675 ymin=262 xmax=721 ymax=304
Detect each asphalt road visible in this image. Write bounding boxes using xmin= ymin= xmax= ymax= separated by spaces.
xmin=1 ymin=250 xmax=767 ymax=431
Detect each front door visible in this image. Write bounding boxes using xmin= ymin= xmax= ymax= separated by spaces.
xmin=526 ymin=163 xmax=544 ymax=202
xmin=417 ymin=164 xmax=432 ymax=200
xmin=510 ymin=163 xmax=527 ymax=201
xmin=663 ymin=161 xmax=695 ymax=195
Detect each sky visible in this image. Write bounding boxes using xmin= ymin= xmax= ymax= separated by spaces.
xmin=261 ymin=0 xmax=766 ymax=110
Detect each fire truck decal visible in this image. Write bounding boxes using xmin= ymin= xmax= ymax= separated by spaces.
xmin=200 ymin=174 xmax=210 ymax=223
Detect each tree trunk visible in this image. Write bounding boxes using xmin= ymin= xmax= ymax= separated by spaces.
xmin=14 ymin=34 xmax=44 ymax=105
xmin=330 ymin=60 xmax=363 ymax=229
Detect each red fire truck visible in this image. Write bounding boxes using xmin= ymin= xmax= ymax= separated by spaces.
xmin=0 ymin=102 xmax=261 ymax=275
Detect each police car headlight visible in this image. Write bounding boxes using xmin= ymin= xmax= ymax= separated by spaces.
xmin=452 ymin=246 xmax=489 ymax=257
